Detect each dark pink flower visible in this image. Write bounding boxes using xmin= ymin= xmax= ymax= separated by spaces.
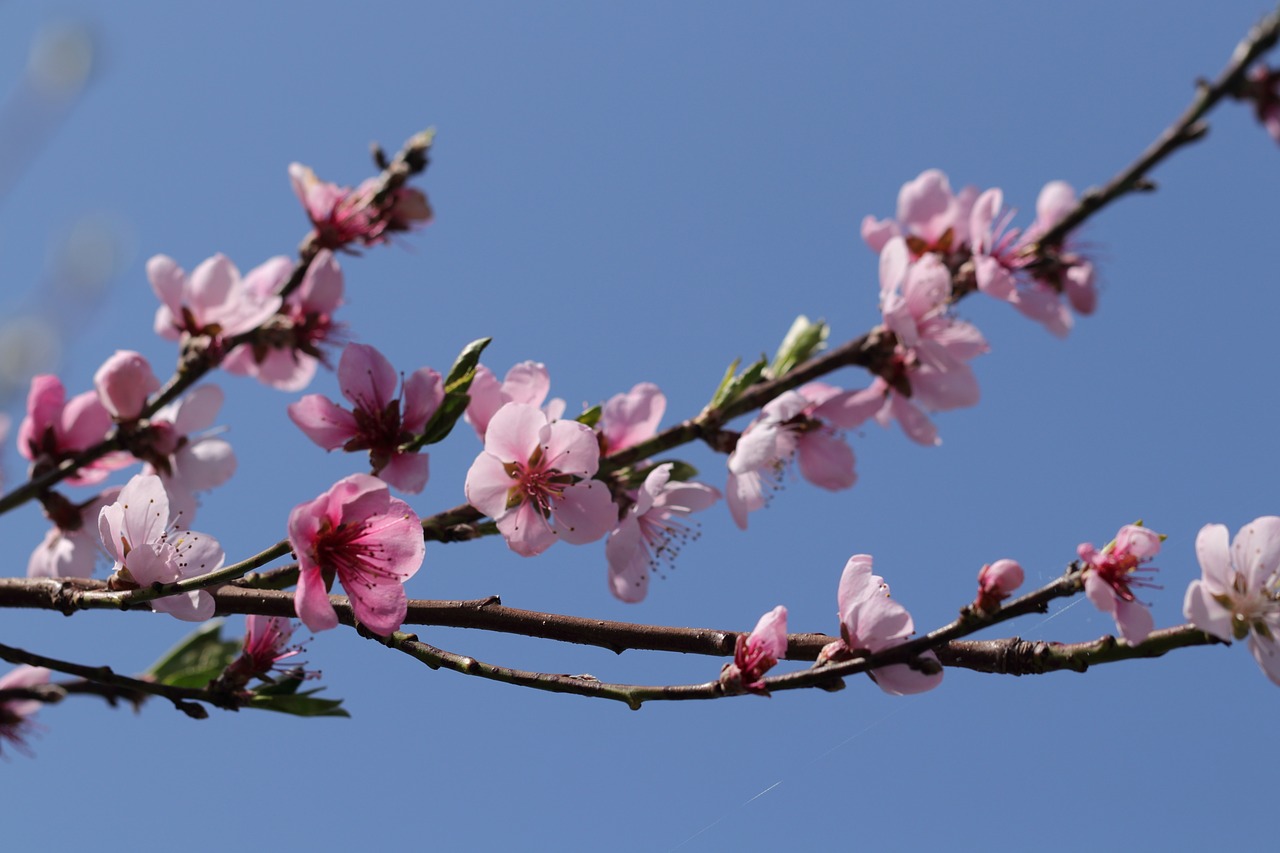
xmin=1244 ymin=64 xmax=1280 ymax=144
xmin=818 ymin=555 xmax=943 ymax=695
xmin=288 ymin=474 xmax=425 ymax=636
xmin=290 ymin=163 xmax=432 ymax=252
xmin=289 ymin=344 xmax=443 ymax=493
xmin=465 ymin=403 xmax=615 ymax=557
xmin=17 ymin=375 xmax=131 ymax=485
xmin=719 ymin=605 xmax=788 ymax=695
xmin=1078 ymin=524 xmax=1163 ymax=644
xmin=217 ymin=615 xmax=311 ymax=691
xmin=0 ymin=666 xmax=51 ymax=757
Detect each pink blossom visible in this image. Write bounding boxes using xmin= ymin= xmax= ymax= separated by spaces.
xmin=861 ymin=169 xmax=979 ymax=255
xmin=606 ymin=463 xmax=719 ymax=602
xmin=0 ymin=665 xmax=51 ymax=757
xmin=98 ymin=474 xmax=223 ymax=622
xmin=974 ymin=559 xmax=1024 ymax=612
xmin=148 ymin=253 xmax=282 ymax=342
xmin=217 ymin=615 xmax=310 ymax=690
xmin=94 ymin=350 xmax=161 ymax=421
xmin=969 ymin=182 xmax=1097 ymax=335
xmin=290 ymin=163 xmax=432 ymax=252
xmin=465 ymin=403 xmax=616 ymax=557
xmin=1184 ymin=517 xmax=1280 ymax=685
xmin=719 ymin=605 xmax=788 ymax=695
xmin=817 ymin=555 xmax=943 ymax=695
xmin=132 ymin=385 xmax=237 ymax=523
xmin=289 ymin=343 xmax=444 ymax=493
xmin=464 ymin=361 xmax=565 ymax=441
xmin=28 ymin=487 xmax=121 ymax=579
xmin=287 ymin=473 xmax=425 ymax=636
xmin=725 ymin=382 xmax=877 ymax=529
xmin=598 ymin=382 xmax=665 ymax=456
xmin=222 ymin=250 xmax=345 ymax=391
xmin=1078 ymin=524 xmax=1163 ymax=644
xmin=17 ymin=375 xmax=131 ymax=485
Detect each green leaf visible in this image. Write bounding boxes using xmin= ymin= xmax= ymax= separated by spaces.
xmin=247 ymin=689 xmax=350 ymax=718
xmin=416 ymin=337 xmax=493 ymax=447
xmin=444 ymin=336 xmax=492 ymax=394
xmin=618 ymin=459 xmax=700 ymax=487
xmin=574 ymin=404 xmax=602 ymax=428
xmin=767 ymin=315 xmax=829 ymax=379
xmin=146 ymin=620 xmax=242 ymax=690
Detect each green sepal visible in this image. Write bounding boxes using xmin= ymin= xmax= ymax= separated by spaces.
xmin=575 ymin=404 xmax=602 ymax=428
xmin=707 ymin=355 xmax=768 ymax=411
xmin=145 ymin=620 xmax=242 ymax=689
xmin=416 ymin=337 xmax=492 ymax=447
xmin=767 ymin=315 xmax=828 ymax=379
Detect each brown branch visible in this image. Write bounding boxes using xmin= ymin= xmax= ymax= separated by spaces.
xmin=1026 ymin=4 xmax=1280 ymax=252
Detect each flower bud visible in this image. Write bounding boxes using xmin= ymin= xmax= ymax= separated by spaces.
xmin=94 ymin=350 xmax=160 ymax=421
xmin=975 ymin=559 xmax=1024 ymax=612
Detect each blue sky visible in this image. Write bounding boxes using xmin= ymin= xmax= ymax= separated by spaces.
xmin=2 ymin=3 xmax=1278 ymax=850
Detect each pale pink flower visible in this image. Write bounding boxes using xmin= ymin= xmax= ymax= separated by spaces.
xmin=970 ymin=182 xmax=1097 ymax=335
xmin=98 ymin=474 xmax=223 ymax=622
xmin=289 ymin=343 xmax=443 ymax=493
xmin=465 ymin=403 xmax=616 ymax=557
xmin=135 ymin=385 xmax=237 ymax=523
xmin=0 ymin=665 xmax=51 ymax=757
xmin=17 ymin=375 xmax=131 ymax=485
xmin=222 ymin=250 xmax=344 ymax=392
xmin=974 ymin=558 xmax=1024 ymax=612
xmin=1078 ymin=524 xmax=1163 ymax=644
xmin=464 ymin=361 xmax=566 ymax=441
xmin=598 ymin=382 xmax=665 ymax=456
xmin=94 ymin=350 xmax=161 ymax=421
xmin=606 ymin=463 xmax=719 ymax=602
xmin=725 ymin=382 xmax=877 ymax=529
xmin=861 ymin=169 xmax=980 ymax=255
xmin=288 ymin=473 xmax=425 ymax=636
xmin=148 ymin=253 xmax=282 ymax=342
xmin=28 ymin=487 xmax=121 ymax=579
xmin=817 ymin=555 xmax=943 ymax=695
xmin=1184 ymin=517 xmax=1280 ymax=685
xmin=290 ymin=163 xmax=432 ymax=251
xmin=719 ymin=605 xmax=788 ymax=695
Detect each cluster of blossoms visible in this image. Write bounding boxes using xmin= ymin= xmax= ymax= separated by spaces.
xmin=290 ymin=162 xmax=433 ymax=253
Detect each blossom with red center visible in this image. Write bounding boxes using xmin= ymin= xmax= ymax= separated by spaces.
xmin=290 ymin=163 xmax=433 ymax=252
xmin=289 ymin=343 xmax=443 ymax=493
xmin=288 ymin=473 xmax=425 ymax=636
xmin=222 ymin=250 xmax=345 ymax=392
xmin=817 ymin=555 xmax=943 ymax=696
xmin=98 ymin=474 xmax=224 ymax=622
xmin=465 ymin=402 xmax=616 ymax=557
xmin=0 ymin=665 xmax=51 ymax=757
xmin=719 ymin=605 xmax=788 ymax=695
xmin=17 ymin=374 xmax=132 ymax=485
xmin=1078 ymin=524 xmax=1163 ymax=644
xmin=605 ymin=463 xmax=719 ymax=602
xmin=216 ymin=615 xmax=311 ymax=691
